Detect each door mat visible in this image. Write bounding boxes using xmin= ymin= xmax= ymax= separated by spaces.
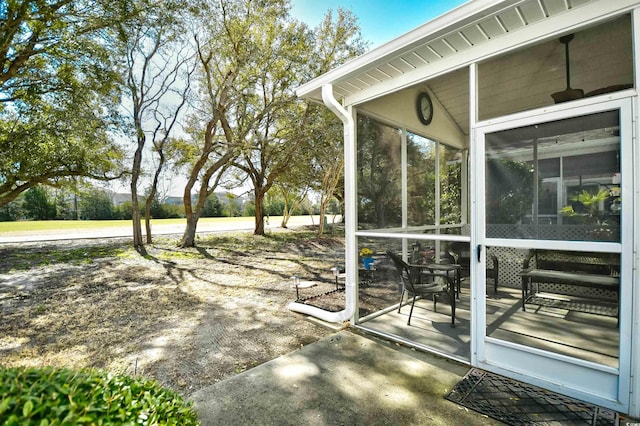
xmin=526 ymin=295 xmax=618 ymax=318
xmin=445 ymin=368 xmax=619 ymax=425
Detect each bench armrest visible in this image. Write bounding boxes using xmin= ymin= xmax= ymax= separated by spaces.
xmin=522 ymin=250 xmax=535 ymax=270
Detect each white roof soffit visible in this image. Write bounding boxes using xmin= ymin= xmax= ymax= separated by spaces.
xmin=296 ymin=0 xmax=637 ymax=106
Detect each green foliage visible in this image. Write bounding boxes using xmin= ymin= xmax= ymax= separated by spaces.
xmin=163 ymin=204 xmax=184 ymax=219
xmin=440 ymin=153 xmax=462 ymax=225
xmin=244 ymin=202 xmax=255 ymax=217
xmin=357 ymin=115 xmax=402 ymax=228
xmin=406 ymin=133 xmax=436 ymax=226
xmin=0 ymin=108 xmax=126 ymax=208
xmin=561 ymin=188 xmax=610 ymax=223
xmin=181 ymin=0 xmax=365 ymax=238
xmin=264 ymin=192 xmax=285 ymax=216
xmin=201 ymin=194 xmax=224 ymax=217
xmin=50 ymin=190 xmax=76 ymax=220
xmin=224 ymin=193 xmax=243 ymax=218
xmin=22 ymin=187 xmax=56 ymax=220
xmin=0 ymin=1 xmax=132 ymax=107
xmin=114 ymin=201 xmax=134 ymax=220
xmin=0 ymin=197 xmax=23 ymax=221
xmin=326 ymin=199 xmax=341 ymax=215
xmin=486 ymin=159 xmax=534 ymax=224
xmin=149 ymin=198 xmax=168 ymax=219
xmin=0 ymin=0 xmax=132 ymax=208
xmin=79 ymin=190 xmax=114 ymax=220
xmin=0 ymin=366 xmax=199 ymax=425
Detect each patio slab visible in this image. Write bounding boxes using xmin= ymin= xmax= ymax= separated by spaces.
xmin=190 ymin=329 xmax=501 ymax=425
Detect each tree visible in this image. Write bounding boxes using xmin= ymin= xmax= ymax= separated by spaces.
xmin=0 ymin=0 xmax=132 ymax=208
xmin=117 ymin=0 xmax=194 ymax=248
xmin=357 ymin=116 xmax=402 ymax=228
xmin=177 ymin=2 xmax=365 ymax=243
xmin=201 ymin=194 xmax=224 ymax=217
xmin=306 ymin=105 xmax=344 ymax=236
xmin=440 ymin=154 xmax=462 ymax=225
xmin=0 ymin=104 xmax=127 ymax=209
xmin=229 ymin=3 xmax=311 ymax=235
xmin=23 ymin=186 xmax=55 ymax=220
xmin=276 ymin=180 xmax=310 ymax=228
xmin=175 ymin=0 xmax=259 ymax=247
xmin=50 ymin=188 xmax=75 ymax=220
xmin=224 ymin=193 xmax=242 ymax=218
xmin=486 ymin=159 xmax=534 ymax=224
xmin=231 ymin=7 xmax=366 ymax=236
xmin=0 ymin=0 xmax=133 ymax=105
xmin=263 ymin=192 xmax=284 ymax=216
xmin=0 ymin=196 xmax=23 ymax=221
xmin=115 ymin=201 xmax=135 ymax=220
xmin=79 ymin=190 xmax=115 ymax=220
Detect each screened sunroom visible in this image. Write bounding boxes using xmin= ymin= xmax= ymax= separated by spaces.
xmin=294 ymin=0 xmax=640 ymax=417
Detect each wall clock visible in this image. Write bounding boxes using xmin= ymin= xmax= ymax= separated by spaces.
xmin=416 ymin=92 xmax=433 ymax=125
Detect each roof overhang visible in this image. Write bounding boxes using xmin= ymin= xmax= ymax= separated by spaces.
xmin=297 ymin=0 xmax=638 ymax=107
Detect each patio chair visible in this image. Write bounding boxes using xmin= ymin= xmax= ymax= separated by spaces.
xmin=447 ymin=242 xmax=499 ymax=294
xmin=387 ymin=251 xmax=456 ymax=326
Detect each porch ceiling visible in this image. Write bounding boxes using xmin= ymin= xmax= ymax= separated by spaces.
xmin=298 ymin=0 xmax=639 ymax=142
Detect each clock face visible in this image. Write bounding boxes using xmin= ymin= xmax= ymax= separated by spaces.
xmin=416 ymin=92 xmax=433 ymax=125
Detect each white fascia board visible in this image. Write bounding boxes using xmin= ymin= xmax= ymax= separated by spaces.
xmin=295 ymin=0 xmax=513 ymax=99
xmin=342 ymin=0 xmax=639 ymax=107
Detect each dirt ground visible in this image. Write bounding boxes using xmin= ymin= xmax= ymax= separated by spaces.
xmin=0 ymin=228 xmax=373 ymax=398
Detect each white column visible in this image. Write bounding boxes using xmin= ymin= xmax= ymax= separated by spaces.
xmin=629 ymin=7 xmax=640 ymax=419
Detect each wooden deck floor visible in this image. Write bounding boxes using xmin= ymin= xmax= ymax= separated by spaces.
xmin=358 ymin=283 xmax=619 ymax=367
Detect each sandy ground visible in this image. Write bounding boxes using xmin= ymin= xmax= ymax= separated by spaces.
xmin=0 ymin=229 xmax=348 ymax=398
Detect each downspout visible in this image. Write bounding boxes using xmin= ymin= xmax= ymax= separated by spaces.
xmin=288 ymin=84 xmax=356 ymax=323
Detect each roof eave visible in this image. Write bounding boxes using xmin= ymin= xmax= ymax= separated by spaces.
xmin=295 ymin=0 xmax=515 ymax=100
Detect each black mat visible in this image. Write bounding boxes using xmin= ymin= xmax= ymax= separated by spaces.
xmin=445 ymin=368 xmax=619 ymax=425
xmin=526 ymin=295 xmax=618 ymax=318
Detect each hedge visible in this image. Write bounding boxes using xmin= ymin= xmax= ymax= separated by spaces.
xmin=0 ymin=366 xmax=199 ymax=425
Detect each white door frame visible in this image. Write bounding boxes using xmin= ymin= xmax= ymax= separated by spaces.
xmin=470 ymin=94 xmax=634 ymax=413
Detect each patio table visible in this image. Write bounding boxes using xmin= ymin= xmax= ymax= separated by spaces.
xmin=414 ymin=263 xmax=462 ymax=299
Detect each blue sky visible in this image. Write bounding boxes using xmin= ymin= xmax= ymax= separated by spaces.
xmin=290 ymin=0 xmax=468 ymax=48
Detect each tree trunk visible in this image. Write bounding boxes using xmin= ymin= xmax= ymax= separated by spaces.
xmin=317 ymin=209 xmax=325 ymax=236
xmin=144 ymin=186 xmax=154 ymax=245
xmin=180 ymin=183 xmax=209 ymax=247
xmin=280 ymin=191 xmax=293 ymax=228
xmin=180 ymin=212 xmax=199 ymax=247
xmin=281 ymin=211 xmax=290 ymax=228
xmin=279 ymin=187 xmax=308 ymax=229
xmin=144 ymin=152 xmax=164 ymax=245
xmin=131 ymin=200 xmax=143 ymax=248
xmin=131 ymin=165 xmax=143 ymax=249
xmin=144 ymin=210 xmax=153 ymax=244
xmin=254 ymin=190 xmax=265 ymax=235
xmin=131 ymin=120 xmax=145 ymax=249
xmin=337 ymin=194 xmax=345 ymax=223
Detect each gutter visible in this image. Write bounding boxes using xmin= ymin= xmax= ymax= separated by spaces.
xmin=288 ymin=84 xmax=356 ymax=323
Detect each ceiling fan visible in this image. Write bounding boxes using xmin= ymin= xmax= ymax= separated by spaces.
xmin=551 ymin=34 xmax=584 ymax=103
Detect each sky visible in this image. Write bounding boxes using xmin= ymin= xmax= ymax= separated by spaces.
xmin=290 ymin=0 xmax=468 ymax=49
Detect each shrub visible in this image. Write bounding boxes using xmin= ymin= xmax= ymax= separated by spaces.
xmin=0 ymin=366 xmax=199 ymax=425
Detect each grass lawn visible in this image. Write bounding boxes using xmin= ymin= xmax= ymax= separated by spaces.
xmin=0 ymin=220 xmax=135 ymax=233
xmin=0 ymin=217 xmax=256 ymax=234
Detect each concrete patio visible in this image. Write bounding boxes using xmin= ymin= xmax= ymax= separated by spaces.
xmin=190 ymin=330 xmax=501 ymax=425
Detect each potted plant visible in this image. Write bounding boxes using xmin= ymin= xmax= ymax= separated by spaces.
xmin=561 ymin=188 xmax=617 ymax=240
xmin=359 ymin=247 xmax=375 ymax=270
